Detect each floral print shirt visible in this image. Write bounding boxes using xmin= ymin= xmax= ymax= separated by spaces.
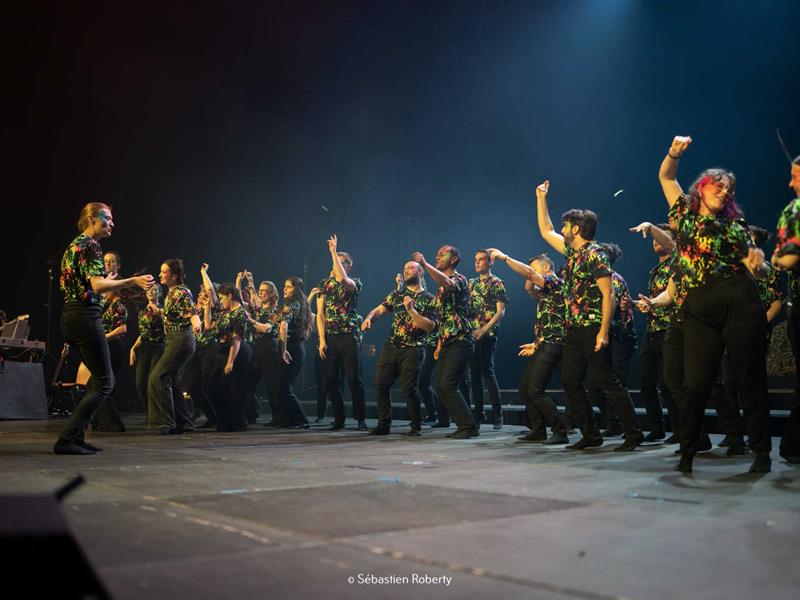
xmin=319 ymin=275 xmax=363 ymax=335
xmin=610 ymin=272 xmax=636 ymax=342
xmin=216 ymin=304 xmax=250 ymax=346
xmin=668 ymin=193 xmax=750 ymax=292
xmin=163 ymin=285 xmax=198 ymax=328
xmin=754 ymin=263 xmax=781 ymax=309
xmin=435 ymin=271 xmax=474 ymax=345
xmin=468 ymin=275 xmax=508 ymax=337
xmin=138 ymin=306 xmax=165 ymax=343
xmin=253 ymin=304 xmax=279 ymax=341
xmin=279 ymin=300 xmax=307 ymax=341
xmin=775 ymin=198 xmax=800 ymax=300
xmin=197 ymin=305 xmax=220 ymax=345
xmin=380 ymin=288 xmax=437 ymax=348
xmin=646 ymin=256 xmax=677 ymax=333
xmin=60 ymin=234 xmax=105 ymax=305
xmin=533 ymin=273 xmax=566 ymax=345
xmin=101 ymin=296 xmax=127 ymax=334
xmin=562 ymin=242 xmax=613 ymax=329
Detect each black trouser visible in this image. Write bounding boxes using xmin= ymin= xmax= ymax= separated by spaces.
xmin=135 ymin=340 xmax=164 ymax=417
xmin=637 ymin=329 xmax=676 ymax=434
xmin=274 ymin=340 xmax=308 ymax=426
xmin=92 ymin=335 xmax=127 ymax=429
xmin=183 ymin=342 xmax=219 ymax=423
xmin=249 ymin=337 xmax=282 ymax=424
xmin=435 ymin=340 xmax=476 ymax=431
xmin=313 ymin=348 xmax=327 ymax=418
xmin=518 ymin=342 xmax=566 ymax=435
xmin=680 ymin=273 xmax=771 ymax=456
xmin=719 ymin=354 xmax=745 ymax=439
xmin=419 ymin=344 xmax=438 ymax=421
xmin=59 ymin=302 xmax=114 ymax=443
xmin=374 ymin=344 xmax=424 ymax=429
xmin=662 ymin=322 xmax=685 ymax=439
xmin=562 ymin=325 xmax=641 ymax=439
xmin=148 ymin=329 xmax=195 ymax=430
xmin=781 ymin=303 xmax=800 ymax=459
xmin=324 ymin=333 xmax=366 ymax=425
xmin=215 ymin=341 xmax=253 ymax=432
xmin=468 ymin=335 xmax=502 ymax=422
xmin=589 ymin=335 xmax=635 ymax=430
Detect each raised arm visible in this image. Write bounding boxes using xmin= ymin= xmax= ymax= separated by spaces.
xmin=328 ymin=235 xmax=356 ymax=291
xmin=200 ymin=263 xmax=218 ymax=307
xmin=629 ymin=222 xmax=676 ymax=253
xmin=535 ymin=180 xmax=565 ymax=254
xmin=487 ymin=248 xmax=546 ymax=288
xmin=411 ymin=252 xmax=456 ymax=290
xmin=659 ymin=135 xmax=691 ymax=207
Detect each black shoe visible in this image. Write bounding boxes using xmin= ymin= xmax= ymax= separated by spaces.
xmin=517 ymin=431 xmax=547 ymax=443
xmin=450 ymin=428 xmax=479 ymax=439
xmin=431 ymin=422 xmax=451 ymax=428
xmin=726 ymin=439 xmax=748 ymax=456
xmin=369 ymin=426 xmax=390 ymax=436
xmin=76 ymin=440 xmax=103 ymax=452
xmin=329 ymin=423 xmax=345 ymax=431
xmin=718 ymin=434 xmax=737 ymax=448
xmin=566 ymin=437 xmax=603 ymax=450
xmin=644 ymin=430 xmax=665 ymax=442
xmin=614 ymin=431 xmax=644 ymax=452
xmin=357 ymin=421 xmax=368 ymax=431
xmin=543 ymin=431 xmax=569 ymax=445
xmin=674 ymin=455 xmax=693 ymax=473
xmin=601 ymin=425 xmax=623 ymax=437
xmin=664 ymin=434 xmax=678 ymax=444
xmin=288 ymin=422 xmax=310 ymax=430
xmin=53 ymin=440 xmax=95 ymax=455
xmin=748 ymin=453 xmax=771 ymax=473
xmin=406 ymin=429 xmax=421 ymax=437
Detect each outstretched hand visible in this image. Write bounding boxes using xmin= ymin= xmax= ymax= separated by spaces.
xmin=135 ymin=275 xmax=155 ymax=290
xmin=634 ymin=293 xmax=653 ymax=313
xmin=629 ymin=222 xmax=653 ymax=238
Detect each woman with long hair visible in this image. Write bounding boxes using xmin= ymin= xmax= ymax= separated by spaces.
xmin=274 ymin=276 xmax=312 ymax=429
xmin=659 ymin=135 xmax=771 ymax=473
xmin=130 ymin=284 xmax=165 ymax=421
xmin=248 ymin=280 xmax=284 ymax=427
xmin=54 ymin=202 xmax=153 ymax=455
xmin=185 ymin=277 xmax=221 ymax=429
xmin=147 ymin=258 xmax=201 ymax=434
xmin=91 ymin=282 xmax=129 ymax=431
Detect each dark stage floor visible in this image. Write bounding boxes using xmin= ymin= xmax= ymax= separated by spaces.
xmin=2 ymin=416 xmax=799 ymax=599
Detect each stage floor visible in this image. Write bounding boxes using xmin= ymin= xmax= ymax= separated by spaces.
xmin=2 ymin=416 xmax=799 ymax=599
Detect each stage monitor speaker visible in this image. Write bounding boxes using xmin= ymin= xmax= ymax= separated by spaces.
xmin=0 ymin=361 xmax=47 ymax=419
xmin=0 ymin=494 xmax=111 ymax=599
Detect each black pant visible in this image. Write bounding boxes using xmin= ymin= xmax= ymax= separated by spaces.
xmin=183 ymin=342 xmax=219 ymax=423
xmin=562 ymin=325 xmax=640 ymax=439
xmin=215 ymin=341 xmax=253 ymax=431
xmin=662 ymin=322 xmax=685 ymax=439
xmin=249 ymin=337 xmax=282 ymax=424
xmin=518 ymin=342 xmax=566 ymax=434
xmin=92 ymin=335 xmax=127 ymax=430
xmin=781 ymin=303 xmax=800 ymax=459
xmin=589 ymin=335 xmax=635 ymax=430
xmin=274 ymin=341 xmax=308 ymax=426
xmin=374 ymin=344 xmax=424 ymax=429
xmin=419 ymin=344 xmax=438 ymax=421
xmin=313 ymin=348 xmax=327 ymax=418
xmin=468 ymin=335 xmax=502 ymax=422
xmin=324 ymin=333 xmax=366 ymax=425
xmin=637 ymin=330 xmax=676 ymax=434
xmin=435 ymin=340 xmax=476 ymax=431
xmin=135 ymin=341 xmax=164 ymax=417
xmin=59 ymin=303 xmax=114 ymax=443
xmin=148 ymin=329 xmax=195 ymax=431
xmin=680 ymin=273 xmax=770 ymax=456
xmin=719 ymin=354 xmax=745 ymax=439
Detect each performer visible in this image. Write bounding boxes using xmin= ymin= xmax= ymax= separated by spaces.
xmin=54 ymin=202 xmax=153 ymax=455
xmin=147 ymin=258 xmax=201 ymax=434
xmin=130 ymin=285 xmax=165 ymax=421
xmin=466 ymin=250 xmax=508 ymax=429
xmin=249 ymin=280 xmax=283 ymax=426
xmin=412 ymin=246 xmax=479 ymax=439
xmin=488 ymin=249 xmax=569 ymax=444
xmin=772 ymin=155 xmax=800 ymax=464
xmin=276 ymin=276 xmax=312 ymax=428
xmin=361 ymin=261 xmax=437 ymax=436
xmin=536 ymin=180 xmax=643 ymax=451
xmin=92 ymin=283 xmax=129 ymax=431
xmin=317 ymin=235 xmax=367 ymax=431
xmin=659 ymin=134 xmax=771 ymax=473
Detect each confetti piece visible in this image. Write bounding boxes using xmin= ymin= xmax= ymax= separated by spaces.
xmin=613 ymin=189 xmax=624 ymax=197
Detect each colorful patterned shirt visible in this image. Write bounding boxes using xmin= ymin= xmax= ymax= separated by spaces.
xmin=60 ymin=234 xmax=105 ymax=305
xmin=668 ymin=193 xmax=750 ymax=292
xmin=279 ymin=300 xmax=307 ymax=341
xmin=562 ymin=242 xmax=613 ymax=329
xmin=380 ymin=288 xmax=437 ymax=347
xmin=197 ymin=305 xmax=220 ymax=345
xmin=163 ymin=285 xmax=198 ymax=329
xmin=533 ymin=273 xmax=566 ymax=345
xmin=253 ymin=304 xmax=280 ymax=340
xmin=138 ymin=306 xmax=165 ymax=343
xmin=775 ymin=198 xmax=800 ymax=301
xmin=646 ymin=256 xmax=677 ymax=333
xmin=468 ymin=275 xmax=508 ymax=337
xmin=216 ymin=304 xmax=250 ymax=346
xmin=101 ymin=296 xmax=127 ymax=334
xmin=754 ymin=263 xmax=781 ymax=310
xmin=319 ymin=275 xmax=363 ymax=335
xmin=610 ymin=272 xmax=636 ymax=342
xmin=435 ymin=271 xmax=474 ymax=345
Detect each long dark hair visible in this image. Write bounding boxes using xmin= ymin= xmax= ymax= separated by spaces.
xmin=163 ymin=258 xmax=186 ymax=284
xmin=686 ymin=168 xmax=743 ymax=219
xmin=285 ymin=276 xmax=312 ymax=340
